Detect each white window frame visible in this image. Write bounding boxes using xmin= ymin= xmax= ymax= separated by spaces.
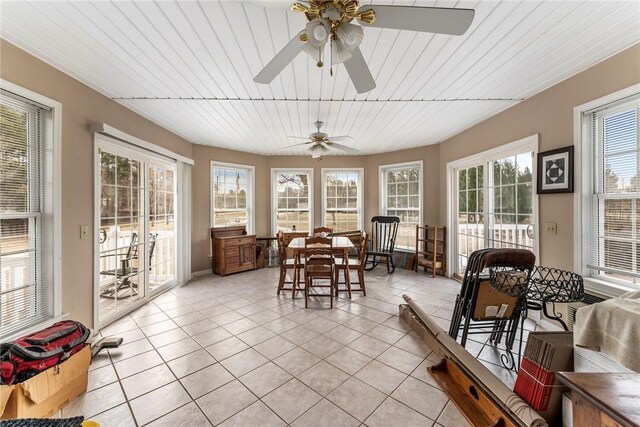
xmin=93 ymin=128 xmax=193 ymax=330
xmin=271 ymin=168 xmax=314 ymax=234
xmin=446 ymin=135 xmax=539 ymax=277
xmin=210 ymin=161 xmax=255 ymax=234
xmin=379 ymin=160 xmax=423 ymax=251
xmin=0 ymin=79 xmax=62 ymax=341
xmin=321 ymin=168 xmax=364 ymax=232
xmin=574 ymin=84 xmax=640 ymax=298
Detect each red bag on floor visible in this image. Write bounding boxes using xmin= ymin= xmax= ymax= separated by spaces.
xmin=0 ymin=320 xmax=90 ymax=385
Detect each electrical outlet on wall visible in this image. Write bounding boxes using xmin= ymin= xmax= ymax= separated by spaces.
xmin=544 ymin=222 xmax=557 ymax=234
xmin=80 ymin=225 xmax=88 ymax=239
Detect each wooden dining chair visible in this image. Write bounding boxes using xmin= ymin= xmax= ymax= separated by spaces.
xmin=303 ymin=236 xmax=335 ymax=308
xmin=313 ymin=226 xmax=333 ymax=236
xmin=283 ymin=231 xmax=309 ymax=260
xmin=334 ymin=231 xmax=368 ymax=299
xmin=276 ymin=231 xmax=302 ymax=296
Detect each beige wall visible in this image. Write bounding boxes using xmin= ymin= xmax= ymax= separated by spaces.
xmin=191 ymin=149 xmax=441 ymax=273
xmin=437 ymin=43 xmax=640 ymax=271
xmin=1 ymin=40 xmax=194 ymax=329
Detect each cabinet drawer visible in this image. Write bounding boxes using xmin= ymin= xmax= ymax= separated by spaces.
xmin=231 ymin=237 xmax=255 ymax=246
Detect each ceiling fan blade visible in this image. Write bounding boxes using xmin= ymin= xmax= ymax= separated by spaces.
xmin=278 ymin=142 xmax=310 ymax=150
xmin=343 ymin=47 xmax=376 ymax=94
xmin=329 ymin=142 xmax=360 ymax=154
xmin=328 ymin=136 xmax=354 ymax=142
xmin=254 ymin=31 xmax=304 ymax=84
xmin=362 ymin=6 xmax=475 ymax=35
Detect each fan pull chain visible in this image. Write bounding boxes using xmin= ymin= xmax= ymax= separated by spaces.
xmin=330 ymin=39 xmax=334 ymax=76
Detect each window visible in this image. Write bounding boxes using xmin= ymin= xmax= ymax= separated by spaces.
xmin=1 ymin=88 xmax=58 ymax=338
xmin=583 ymin=94 xmax=640 ymax=288
xmin=322 ymin=169 xmax=363 ymax=232
xmin=272 ymin=169 xmax=313 ymax=233
xmin=449 ymin=136 xmax=537 ymax=275
xmin=211 ymin=162 xmax=254 ymax=232
xmin=380 ymin=162 xmax=422 ymax=250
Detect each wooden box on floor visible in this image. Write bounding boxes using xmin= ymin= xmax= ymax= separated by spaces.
xmin=0 ymin=345 xmax=91 ymax=419
xmin=211 ymin=226 xmax=256 ymax=276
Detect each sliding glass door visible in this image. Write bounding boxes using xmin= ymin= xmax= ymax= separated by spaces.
xmin=148 ymin=164 xmax=176 ymax=293
xmin=96 ymin=138 xmax=177 ymax=326
xmin=453 ymin=140 xmax=537 ymax=276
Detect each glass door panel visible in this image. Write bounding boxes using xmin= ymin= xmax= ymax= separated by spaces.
xmin=149 ymin=165 xmax=176 ymax=292
xmin=456 ymin=165 xmax=485 ymax=273
xmin=98 ymin=151 xmax=146 ymax=323
xmin=454 ymin=151 xmax=534 ymax=276
xmin=487 ymin=153 xmax=535 ymax=251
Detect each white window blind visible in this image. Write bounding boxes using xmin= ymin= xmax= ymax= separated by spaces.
xmin=0 ymin=89 xmax=51 ymax=338
xmin=586 ymin=95 xmax=640 ymax=286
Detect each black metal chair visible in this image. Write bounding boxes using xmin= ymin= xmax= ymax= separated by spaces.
xmin=100 ymin=232 xmax=158 ymax=299
xmin=364 ymin=216 xmax=400 ymax=274
xmin=448 ymin=248 xmax=536 ymax=370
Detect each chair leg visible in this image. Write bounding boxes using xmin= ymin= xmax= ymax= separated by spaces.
xmin=291 ymin=269 xmax=297 ymax=299
xmin=387 ymin=255 xmax=395 ymax=274
xmin=277 ymin=267 xmax=285 ymax=295
xmin=346 ymin=267 xmax=352 ymax=300
xmin=330 ymin=273 xmax=334 ymax=309
xmin=305 ymin=276 xmax=309 ymax=308
xmin=358 ymin=268 xmax=366 ymax=296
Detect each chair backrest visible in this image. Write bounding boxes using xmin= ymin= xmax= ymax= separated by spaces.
xmin=126 ymin=232 xmax=139 ymax=259
xmin=276 ymin=231 xmax=287 ymax=263
xmin=313 ymin=226 xmax=333 ymax=236
xmin=460 ymin=248 xmax=536 ymax=308
xmin=304 ymin=236 xmax=333 ymax=265
xmin=369 ymin=216 xmax=400 ymax=253
xmin=282 ymin=231 xmax=309 ymax=246
xmin=148 ymin=233 xmax=158 ymax=262
xmin=331 ymin=230 xmax=362 ymax=257
xmin=128 ymin=233 xmax=157 ymax=269
xmin=358 ymin=231 xmax=369 ymax=264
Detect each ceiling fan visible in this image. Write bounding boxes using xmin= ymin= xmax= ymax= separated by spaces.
xmin=280 ymin=121 xmax=358 ymax=158
xmin=254 ymin=0 xmax=475 ymax=93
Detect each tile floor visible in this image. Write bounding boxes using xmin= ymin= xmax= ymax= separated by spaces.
xmin=64 ymin=267 xmax=529 ymax=426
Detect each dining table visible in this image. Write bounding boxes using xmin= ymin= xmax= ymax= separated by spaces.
xmin=287 ymin=236 xmax=355 ymax=255
xmin=287 ymin=236 xmax=356 ymax=292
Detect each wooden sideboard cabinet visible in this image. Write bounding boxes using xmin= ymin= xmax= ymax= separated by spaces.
xmin=211 ymin=226 xmax=257 ymax=276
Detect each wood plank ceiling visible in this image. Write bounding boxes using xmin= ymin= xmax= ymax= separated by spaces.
xmin=1 ymin=0 xmax=639 ymax=155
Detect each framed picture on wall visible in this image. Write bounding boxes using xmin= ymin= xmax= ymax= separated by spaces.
xmin=537 ymin=146 xmax=574 ymax=194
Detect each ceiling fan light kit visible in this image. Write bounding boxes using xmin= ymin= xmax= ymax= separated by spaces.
xmin=254 ymin=0 xmax=475 ymax=94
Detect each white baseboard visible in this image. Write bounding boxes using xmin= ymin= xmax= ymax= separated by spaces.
xmin=192 ymin=269 xmax=213 ymax=277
